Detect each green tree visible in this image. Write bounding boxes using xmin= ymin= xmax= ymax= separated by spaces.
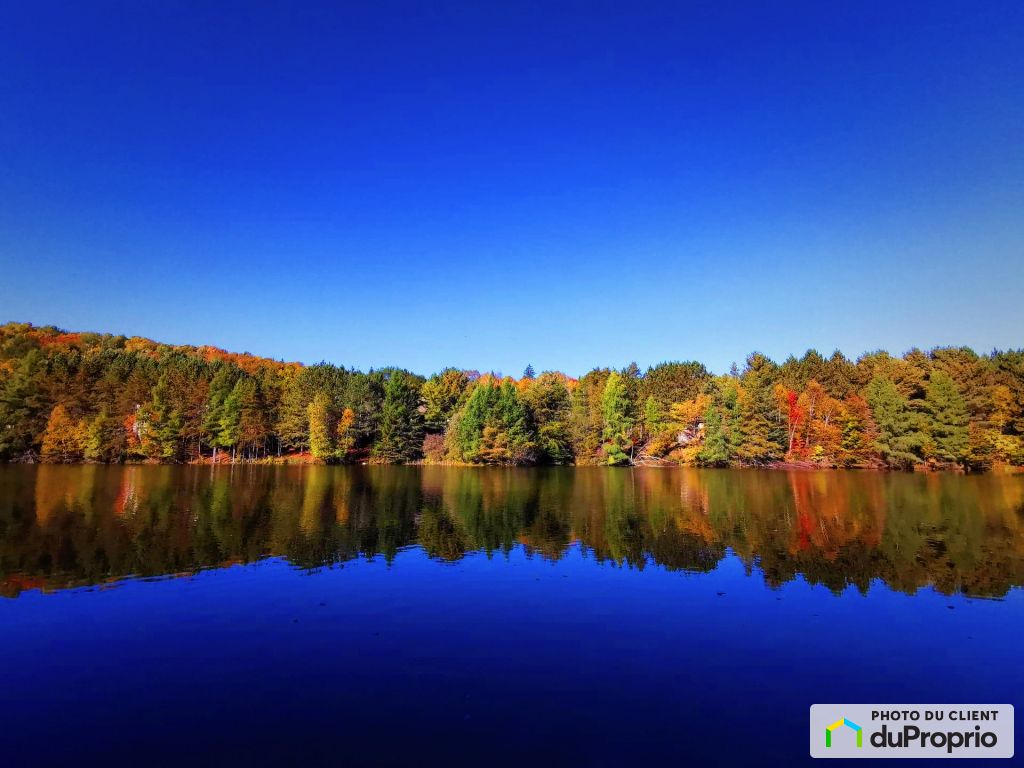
xmin=601 ymin=371 xmax=635 ymax=465
xmin=736 ymin=353 xmax=784 ymax=463
xmin=923 ymin=370 xmax=969 ymax=464
xmin=308 ymin=391 xmax=335 ymax=460
xmin=373 ymin=371 xmax=424 ymax=463
xmin=0 ymin=349 xmax=46 ymax=460
xmin=697 ymin=377 xmax=740 ymax=466
xmin=569 ymin=368 xmax=610 ymax=464
xmin=204 ymin=367 xmax=236 ymax=460
xmin=450 ymin=381 xmax=536 ymax=464
xmin=215 ymin=380 xmax=244 ymax=460
xmin=84 ymin=409 xmax=123 ymax=462
xmin=641 ymin=361 xmax=710 ymax=409
xmin=522 ymin=373 xmax=573 ymax=463
xmin=421 ymin=368 xmax=469 ymax=432
xmin=865 ymin=377 xmax=924 ymax=469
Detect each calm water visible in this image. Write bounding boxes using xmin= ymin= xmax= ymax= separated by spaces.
xmin=1 ymin=465 xmax=1022 ymax=765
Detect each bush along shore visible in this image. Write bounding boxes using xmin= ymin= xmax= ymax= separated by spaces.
xmin=2 ymin=322 xmax=1023 ymax=471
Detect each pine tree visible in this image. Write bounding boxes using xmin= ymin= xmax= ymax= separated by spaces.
xmin=216 ymin=381 xmax=244 ymax=460
xmin=601 ymin=371 xmax=635 ymax=465
xmin=865 ymin=377 xmax=924 ymax=469
xmin=0 ymin=349 xmax=46 ymax=460
xmin=736 ymin=354 xmax=784 ymax=463
xmin=522 ymin=373 xmax=572 ymax=463
xmin=203 ymin=367 xmax=235 ymax=460
xmin=452 ymin=383 xmax=495 ymax=461
xmin=697 ymin=404 xmax=730 ymax=466
xmin=373 ymin=371 xmax=424 ymax=463
xmin=147 ymin=376 xmax=182 ymax=460
xmin=276 ymin=372 xmax=312 ymax=453
xmin=496 ymin=381 xmax=535 ymax=463
xmin=449 ymin=380 xmax=536 ymax=464
xmin=924 ymin=371 xmax=969 ymax=464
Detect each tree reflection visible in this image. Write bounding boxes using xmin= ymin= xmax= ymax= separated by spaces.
xmin=1 ymin=466 xmax=1021 ymax=598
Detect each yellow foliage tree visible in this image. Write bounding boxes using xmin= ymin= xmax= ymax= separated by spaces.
xmin=335 ymin=407 xmax=356 ymax=458
xmin=41 ymin=404 xmax=87 ymax=463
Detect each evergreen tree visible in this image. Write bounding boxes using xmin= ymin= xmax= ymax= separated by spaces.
xmin=601 ymin=371 xmax=635 ymax=465
xmin=215 ymin=381 xmax=244 ymax=460
xmin=924 ymin=370 xmax=969 ymax=464
xmin=736 ymin=353 xmax=784 ymax=463
xmin=451 ymin=383 xmax=495 ymax=461
xmin=203 ymin=367 xmax=235 ymax=459
xmin=147 ymin=375 xmax=183 ymax=460
xmin=697 ymin=403 xmax=730 ymax=466
xmin=373 ymin=371 xmax=424 ymax=463
xmin=0 ymin=350 xmax=46 ymax=459
xmin=865 ymin=377 xmax=924 ymax=469
xmin=521 ymin=373 xmax=572 ymax=463
xmin=697 ymin=377 xmax=740 ymax=466
xmin=450 ymin=380 xmax=536 ymax=464
xmin=276 ymin=372 xmax=312 ymax=453
xmin=496 ymin=381 xmax=535 ymax=463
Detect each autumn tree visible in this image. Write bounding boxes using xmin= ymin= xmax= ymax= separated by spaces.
xmin=308 ymin=392 xmax=335 ymax=460
xmin=520 ymin=372 xmax=573 ymax=464
xmin=41 ymin=404 xmax=86 ymax=463
xmin=336 ymin=407 xmax=356 ymax=459
xmin=569 ymin=368 xmax=610 ymax=464
xmin=421 ymin=368 xmax=469 ymax=432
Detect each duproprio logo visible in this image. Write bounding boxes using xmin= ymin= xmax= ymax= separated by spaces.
xmin=826 ymin=718 xmax=863 ymax=749
xmin=810 ymin=704 xmax=1013 ymax=759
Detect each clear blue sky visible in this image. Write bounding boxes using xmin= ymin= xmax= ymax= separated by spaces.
xmin=1 ymin=1 xmax=1022 ymax=376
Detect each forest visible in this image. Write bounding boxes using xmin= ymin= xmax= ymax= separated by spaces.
xmin=1 ymin=321 xmax=1023 ymax=471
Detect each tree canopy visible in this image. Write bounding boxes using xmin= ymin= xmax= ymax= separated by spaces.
xmin=1 ymin=321 xmax=1022 ymax=471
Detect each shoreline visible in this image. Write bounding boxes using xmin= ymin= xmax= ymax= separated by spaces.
xmin=6 ymin=458 xmax=1022 ymax=474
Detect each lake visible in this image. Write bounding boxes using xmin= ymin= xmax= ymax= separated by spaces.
xmin=1 ymin=465 xmax=1022 ymax=765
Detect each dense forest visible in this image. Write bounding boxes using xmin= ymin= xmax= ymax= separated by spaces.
xmin=1 ymin=322 xmax=1023 ymax=471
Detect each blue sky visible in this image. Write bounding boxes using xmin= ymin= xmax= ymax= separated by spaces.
xmin=1 ymin=1 xmax=1022 ymax=376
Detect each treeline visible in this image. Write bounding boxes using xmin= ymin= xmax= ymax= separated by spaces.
xmin=1 ymin=322 xmax=1023 ymax=470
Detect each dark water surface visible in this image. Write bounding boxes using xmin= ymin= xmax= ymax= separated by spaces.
xmin=1 ymin=465 xmax=1022 ymax=765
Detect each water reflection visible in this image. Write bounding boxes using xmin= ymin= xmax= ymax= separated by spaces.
xmin=1 ymin=465 xmax=1022 ymax=598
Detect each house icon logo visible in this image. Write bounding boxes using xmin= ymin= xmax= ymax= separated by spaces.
xmin=825 ymin=717 xmax=863 ymax=748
